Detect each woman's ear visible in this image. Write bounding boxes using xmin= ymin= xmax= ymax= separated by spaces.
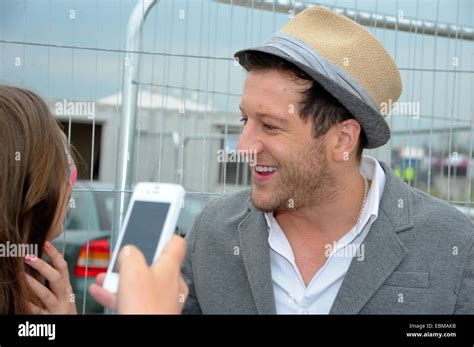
xmin=46 ymin=182 xmax=71 ymax=241
xmin=332 ymin=119 xmax=361 ymax=163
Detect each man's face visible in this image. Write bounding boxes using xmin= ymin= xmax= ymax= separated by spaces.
xmin=237 ymin=69 xmax=336 ymax=212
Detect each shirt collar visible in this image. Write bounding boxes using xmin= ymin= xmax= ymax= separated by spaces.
xmin=356 ymin=155 xmax=386 ymax=233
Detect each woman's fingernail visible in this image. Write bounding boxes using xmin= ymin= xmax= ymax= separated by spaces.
xmin=45 ymin=241 xmax=52 ymax=250
xmin=25 ymin=255 xmax=37 ymax=262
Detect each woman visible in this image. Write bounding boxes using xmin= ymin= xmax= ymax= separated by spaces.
xmin=0 ymin=85 xmax=77 ymax=314
xmin=0 ymin=85 xmax=188 ymax=315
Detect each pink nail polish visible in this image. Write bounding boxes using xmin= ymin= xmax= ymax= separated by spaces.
xmin=45 ymin=241 xmax=52 ymax=250
xmin=25 ymin=255 xmax=37 ymax=262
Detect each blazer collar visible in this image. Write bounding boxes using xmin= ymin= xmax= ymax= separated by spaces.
xmin=238 ymin=207 xmax=277 ymax=314
xmin=329 ymin=161 xmax=413 ymax=314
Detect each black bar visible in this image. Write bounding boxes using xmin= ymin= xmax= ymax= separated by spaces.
xmin=0 ymin=315 xmax=473 ymax=345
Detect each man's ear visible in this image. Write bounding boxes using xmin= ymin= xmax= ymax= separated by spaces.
xmin=331 ymin=119 xmax=361 ymax=163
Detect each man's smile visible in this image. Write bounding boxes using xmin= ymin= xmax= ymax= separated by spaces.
xmin=253 ymin=165 xmax=278 ymax=183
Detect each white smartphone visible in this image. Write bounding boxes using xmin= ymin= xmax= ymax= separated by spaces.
xmin=103 ymin=182 xmax=185 ymax=293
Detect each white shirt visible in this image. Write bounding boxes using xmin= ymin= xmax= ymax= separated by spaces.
xmin=265 ymin=155 xmax=386 ymax=314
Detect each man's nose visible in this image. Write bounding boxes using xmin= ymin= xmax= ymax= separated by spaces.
xmin=237 ymin=122 xmax=263 ymax=154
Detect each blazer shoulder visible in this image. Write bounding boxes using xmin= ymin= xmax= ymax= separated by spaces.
xmin=410 ymin=187 xmax=474 ymax=239
xmin=197 ymin=188 xmax=252 ymax=228
xmin=201 ymin=188 xmax=251 ymax=213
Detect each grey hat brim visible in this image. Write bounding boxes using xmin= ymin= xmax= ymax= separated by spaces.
xmin=234 ymin=32 xmax=390 ymax=149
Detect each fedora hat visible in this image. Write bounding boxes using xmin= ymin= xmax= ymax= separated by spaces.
xmin=235 ymin=6 xmax=402 ymax=149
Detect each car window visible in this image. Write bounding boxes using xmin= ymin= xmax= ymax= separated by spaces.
xmin=95 ymin=192 xmax=114 ymax=231
xmin=65 ymin=190 xmax=100 ymax=231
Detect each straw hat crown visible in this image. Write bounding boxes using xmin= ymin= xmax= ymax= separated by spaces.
xmin=282 ymin=7 xmax=402 ymax=113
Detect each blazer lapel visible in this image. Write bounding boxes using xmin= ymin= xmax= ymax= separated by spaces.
xmin=238 ymin=203 xmax=277 ymax=314
xmin=330 ymin=161 xmax=412 ymax=314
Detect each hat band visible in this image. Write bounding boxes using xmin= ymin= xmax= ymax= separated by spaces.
xmin=264 ymin=31 xmax=379 ymax=112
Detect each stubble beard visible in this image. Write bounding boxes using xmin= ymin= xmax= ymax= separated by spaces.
xmin=251 ymin=141 xmax=337 ymax=213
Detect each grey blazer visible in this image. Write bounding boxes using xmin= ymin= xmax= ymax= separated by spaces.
xmin=182 ymin=162 xmax=474 ymax=314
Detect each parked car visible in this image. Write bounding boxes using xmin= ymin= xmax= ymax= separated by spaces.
xmin=52 ymin=181 xmax=210 ymax=314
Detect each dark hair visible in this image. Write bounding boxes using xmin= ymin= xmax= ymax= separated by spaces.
xmin=0 ymin=85 xmax=69 ymax=313
xmin=237 ymin=51 xmax=367 ymax=159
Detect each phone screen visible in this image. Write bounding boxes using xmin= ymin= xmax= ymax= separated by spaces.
xmin=112 ymin=200 xmax=170 ymax=272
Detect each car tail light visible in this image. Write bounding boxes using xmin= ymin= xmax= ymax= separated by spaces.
xmin=74 ymin=239 xmax=110 ymax=278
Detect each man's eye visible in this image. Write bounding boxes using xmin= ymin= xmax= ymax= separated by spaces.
xmin=263 ymin=124 xmax=278 ymax=131
xmin=240 ymin=117 xmax=248 ymax=125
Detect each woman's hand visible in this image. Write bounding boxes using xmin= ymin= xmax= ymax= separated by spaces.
xmin=24 ymin=241 xmax=77 ymax=314
xmin=89 ymin=235 xmax=188 ymax=314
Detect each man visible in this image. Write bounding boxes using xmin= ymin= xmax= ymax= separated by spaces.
xmin=182 ymin=6 xmax=474 ymax=314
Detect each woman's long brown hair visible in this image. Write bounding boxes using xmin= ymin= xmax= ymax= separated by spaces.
xmin=0 ymin=85 xmax=68 ymax=314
